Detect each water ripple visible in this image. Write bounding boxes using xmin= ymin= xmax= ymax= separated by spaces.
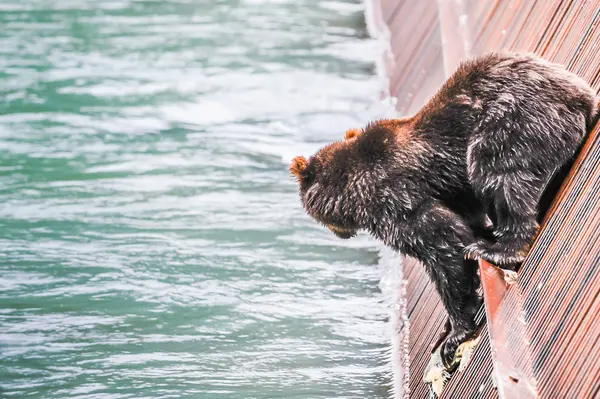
xmin=0 ymin=1 xmax=398 ymax=398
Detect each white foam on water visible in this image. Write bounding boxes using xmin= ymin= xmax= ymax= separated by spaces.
xmin=363 ymin=1 xmax=409 ymax=397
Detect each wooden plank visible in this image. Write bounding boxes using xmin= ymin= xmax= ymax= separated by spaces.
xmin=369 ymin=0 xmax=600 ymax=397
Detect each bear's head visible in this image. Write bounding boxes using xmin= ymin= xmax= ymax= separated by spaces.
xmin=290 ymin=119 xmax=414 ymax=239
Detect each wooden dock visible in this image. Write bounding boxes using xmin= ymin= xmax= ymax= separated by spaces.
xmin=366 ymin=1 xmax=600 ymax=398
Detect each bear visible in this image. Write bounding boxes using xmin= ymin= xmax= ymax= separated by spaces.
xmin=290 ymin=52 xmax=599 ymax=369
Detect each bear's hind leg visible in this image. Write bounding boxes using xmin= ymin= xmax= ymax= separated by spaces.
xmin=465 ymin=170 xmax=544 ymax=267
xmin=465 ymin=104 xmax=586 ymax=267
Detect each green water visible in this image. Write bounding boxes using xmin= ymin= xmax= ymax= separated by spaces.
xmin=0 ymin=1 xmax=399 ymax=398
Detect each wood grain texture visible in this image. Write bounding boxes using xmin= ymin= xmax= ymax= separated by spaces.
xmin=373 ymin=1 xmax=600 ymax=397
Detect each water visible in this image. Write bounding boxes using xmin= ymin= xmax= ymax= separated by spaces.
xmin=0 ymin=1 xmax=400 ymax=398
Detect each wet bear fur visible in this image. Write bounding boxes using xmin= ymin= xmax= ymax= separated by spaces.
xmin=290 ymin=52 xmax=599 ymax=368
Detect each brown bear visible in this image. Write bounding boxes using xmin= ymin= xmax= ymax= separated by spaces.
xmin=290 ymin=52 xmax=599 ymax=368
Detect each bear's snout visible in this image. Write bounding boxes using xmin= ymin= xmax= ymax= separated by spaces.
xmin=327 ymin=224 xmax=357 ymax=239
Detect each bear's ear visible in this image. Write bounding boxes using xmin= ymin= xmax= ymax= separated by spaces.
xmin=345 ymin=128 xmax=361 ymax=140
xmin=356 ymin=127 xmax=392 ymax=160
xmin=290 ymin=156 xmax=309 ymax=181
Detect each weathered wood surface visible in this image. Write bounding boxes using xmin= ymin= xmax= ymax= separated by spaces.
xmin=370 ymin=1 xmax=600 ymax=398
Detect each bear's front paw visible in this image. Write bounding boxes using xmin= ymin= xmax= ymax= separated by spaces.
xmin=464 ymin=240 xmax=526 ymax=268
xmin=440 ymin=327 xmax=479 ymax=371
xmin=440 ymin=335 xmax=461 ymax=371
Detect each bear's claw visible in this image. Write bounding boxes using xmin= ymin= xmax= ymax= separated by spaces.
xmin=425 ymin=334 xmax=481 ymax=397
xmin=464 ymin=240 xmax=527 ymax=267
